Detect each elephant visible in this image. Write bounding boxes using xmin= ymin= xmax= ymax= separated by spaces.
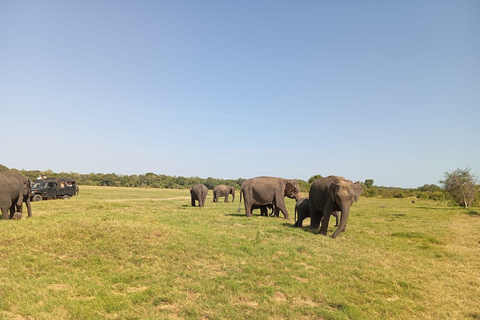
xmin=213 ymin=185 xmax=235 ymax=202
xmin=12 ymin=212 xmax=22 ymax=220
xmin=294 ymin=197 xmax=310 ymax=227
xmin=294 ymin=197 xmax=339 ymax=228
xmin=309 ymin=176 xmax=362 ymax=238
xmin=0 ymin=171 xmax=32 ymax=220
xmin=237 ymin=176 xmax=300 ymax=219
xmin=190 ymin=183 xmax=208 ymax=207
xmin=76 ymin=185 xmax=80 ymax=196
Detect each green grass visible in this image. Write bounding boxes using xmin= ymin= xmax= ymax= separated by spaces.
xmin=1 ymin=186 xmax=479 ymax=319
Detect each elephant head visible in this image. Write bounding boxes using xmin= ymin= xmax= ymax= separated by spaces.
xmin=327 ymin=178 xmax=361 ymax=238
xmin=284 ymin=180 xmax=300 ymax=200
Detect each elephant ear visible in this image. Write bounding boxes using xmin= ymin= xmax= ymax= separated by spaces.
xmin=353 ymin=183 xmax=363 ymax=202
xmin=328 ymin=181 xmax=338 ymax=201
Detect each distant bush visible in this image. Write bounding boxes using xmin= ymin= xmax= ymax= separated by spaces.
xmin=297 ymin=179 xmax=310 ymax=194
xmin=4 ymin=164 xmax=478 ymax=202
xmin=308 ymin=174 xmax=323 ymax=184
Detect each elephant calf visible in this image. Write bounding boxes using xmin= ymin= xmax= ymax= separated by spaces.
xmin=294 ymin=198 xmax=310 ymax=227
xmin=12 ymin=212 xmax=22 ymax=220
xmin=295 ymin=198 xmax=339 ymax=228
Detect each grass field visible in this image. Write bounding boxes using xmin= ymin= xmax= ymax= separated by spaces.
xmin=1 ymin=186 xmax=479 ymax=319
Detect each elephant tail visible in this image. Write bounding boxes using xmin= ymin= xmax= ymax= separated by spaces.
xmin=236 ymin=187 xmax=243 ymax=213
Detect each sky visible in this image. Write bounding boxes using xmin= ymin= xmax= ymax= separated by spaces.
xmin=1 ymin=0 xmax=479 ymax=188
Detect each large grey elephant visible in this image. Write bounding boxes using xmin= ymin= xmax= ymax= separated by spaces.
xmin=237 ymin=176 xmax=300 ymax=219
xmin=213 ymin=185 xmax=235 ymax=202
xmin=294 ymin=197 xmax=339 ymax=228
xmin=0 ymin=171 xmax=32 ymax=220
xmin=190 ymin=183 xmax=208 ymax=207
xmin=309 ymin=176 xmax=362 ymax=238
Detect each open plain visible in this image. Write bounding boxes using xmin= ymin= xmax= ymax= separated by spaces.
xmin=1 ymin=186 xmax=479 ymax=319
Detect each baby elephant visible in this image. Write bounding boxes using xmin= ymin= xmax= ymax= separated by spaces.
xmin=294 ymin=198 xmax=310 ymax=227
xmin=12 ymin=212 xmax=22 ymax=220
xmin=294 ymin=198 xmax=339 ymax=228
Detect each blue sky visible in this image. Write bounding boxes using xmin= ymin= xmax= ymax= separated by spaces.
xmin=1 ymin=0 xmax=479 ymax=188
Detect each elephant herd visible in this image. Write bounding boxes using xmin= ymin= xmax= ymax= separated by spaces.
xmin=0 ymin=170 xmax=362 ymax=238
xmin=192 ymin=175 xmax=363 ymax=238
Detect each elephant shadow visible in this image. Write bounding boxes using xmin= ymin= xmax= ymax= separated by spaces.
xmin=465 ymin=210 xmax=479 ymax=216
xmin=225 ymin=213 xmax=249 ymax=217
xmin=281 ymin=223 xmax=318 ymax=234
xmin=282 ymin=222 xmax=297 ymax=229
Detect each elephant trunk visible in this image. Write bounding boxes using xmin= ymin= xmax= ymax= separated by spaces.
xmin=295 ymin=191 xmax=301 ymax=201
xmin=332 ymin=203 xmax=350 ymax=238
xmin=232 ymin=190 xmax=235 ymax=202
xmin=26 ymin=196 xmax=32 ymax=217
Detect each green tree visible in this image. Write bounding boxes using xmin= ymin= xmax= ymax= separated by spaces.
xmin=364 ymin=179 xmax=374 ymax=189
xmin=417 ymin=184 xmax=442 ymax=192
xmin=308 ymin=175 xmax=323 ymax=184
xmin=440 ymin=168 xmax=477 ymax=208
xmin=297 ymin=179 xmax=310 ymax=194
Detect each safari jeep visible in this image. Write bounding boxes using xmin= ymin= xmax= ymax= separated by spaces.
xmin=30 ymin=178 xmax=78 ymax=201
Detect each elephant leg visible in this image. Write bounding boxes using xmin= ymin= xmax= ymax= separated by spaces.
xmin=333 ymin=211 xmax=339 ymax=227
xmin=295 ymin=214 xmax=304 ymax=227
xmin=9 ymin=205 xmax=15 ymax=219
xmin=1 ymin=207 xmax=9 ymax=220
xmin=275 ymin=201 xmax=289 ymax=220
xmin=245 ymin=201 xmax=253 ymax=217
xmin=224 ymin=194 xmax=228 ymax=202
xmin=320 ymin=211 xmax=332 ymax=235
xmin=261 ymin=206 xmax=267 ymax=216
xmin=191 ymin=195 xmax=196 ymax=207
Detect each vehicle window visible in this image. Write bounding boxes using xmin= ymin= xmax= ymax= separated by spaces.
xmin=33 ymin=182 xmax=47 ymax=189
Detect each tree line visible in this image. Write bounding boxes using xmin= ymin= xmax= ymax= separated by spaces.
xmin=1 ymin=164 xmax=478 ymax=207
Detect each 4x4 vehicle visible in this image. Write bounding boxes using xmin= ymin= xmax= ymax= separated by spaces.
xmin=30 ymin=178 xmax=78 ymax=201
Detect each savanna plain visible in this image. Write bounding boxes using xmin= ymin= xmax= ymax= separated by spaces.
xmin=1 ymin=186 xmax=479 ymax=319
